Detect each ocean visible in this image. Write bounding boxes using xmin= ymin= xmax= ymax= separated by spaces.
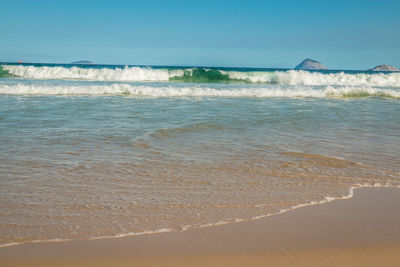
xmin=0 ymin=63 xmax=399 ymax=247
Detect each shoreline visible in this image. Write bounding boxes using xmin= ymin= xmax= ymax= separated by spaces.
xmin=0 ymin=183 xmax=397 ymax=249
xmin=1 ymin=186 xmax=400 ymax=266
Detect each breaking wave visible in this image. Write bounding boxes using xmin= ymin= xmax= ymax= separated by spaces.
xmin=2 ymin=65 xmax=400 ymax=87
xmin=1 ymin=65 xmax=176 ymax=81
xmin=225 ymin=70 xmax=400 ymax=87
xmin=0 ymin=83 xmax=399 ymax=98
xmin=0 ymin=66 xmax=14 ymax=78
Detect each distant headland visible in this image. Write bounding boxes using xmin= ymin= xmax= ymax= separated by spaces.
xmin=368 ymin=64 xmax=399 ymax=72
xmin=294 ymin=59 xmax=327 ymax=70
xmin=293 ymin=59 xmax=399 ymax=72
xmin=71 ymin=60 xmax=94 ymax=64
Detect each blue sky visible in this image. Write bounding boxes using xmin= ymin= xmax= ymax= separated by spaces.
xmin=1 ymin=0 xmax=399 ymax=69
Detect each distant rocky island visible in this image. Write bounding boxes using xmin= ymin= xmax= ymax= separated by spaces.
xmin=71 ymin=60 xmax=94 ymax=64
xmin=368 ymin=64 xmax=399 ymax=72
xmin=294 ymin=59 xmax=327 ymax=70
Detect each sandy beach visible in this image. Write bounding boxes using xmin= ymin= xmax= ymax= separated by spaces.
xmin=1 ymin=187 xmax=399 ymax=266
xmin=2 ymin=1 xmax=400 ymax=266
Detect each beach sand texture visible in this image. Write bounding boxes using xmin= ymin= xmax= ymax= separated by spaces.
xmin=1 ymin=187 xmax=399 ymax=266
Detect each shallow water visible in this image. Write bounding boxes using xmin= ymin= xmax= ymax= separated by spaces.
xmin=0 ymin=64 xmax=399 ymax=246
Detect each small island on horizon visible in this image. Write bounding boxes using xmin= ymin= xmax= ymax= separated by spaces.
xmin=292 ymin=59 xmax=399 ymax=72
xmin=70 ymin=60 xmax=94 ymax=64
xmin=294 ymin=59 xmax=328 ymax=70
xmin=368 ymin=64 xmax=400 ymax=72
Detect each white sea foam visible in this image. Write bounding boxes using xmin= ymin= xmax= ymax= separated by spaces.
xmin=227 ymin=70 xmax=400 ymax=87
xmin=2 ymin=65 xmax=181 ymax=81
xmin=3 ymin=65 xmax=400 ymax=87
xmin=0 ymin=242 xmax=22 ymax=248
xmin=0 ymin=83 xmax=399 ymax=98
xmin=0 ymin=229 xmax=174 ymax=248
xmin=92 ymin=228 xmax=174 ymax=239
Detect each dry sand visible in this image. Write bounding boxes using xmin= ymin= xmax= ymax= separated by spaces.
xmin=1 ymin=187 xmax=399 ymax=266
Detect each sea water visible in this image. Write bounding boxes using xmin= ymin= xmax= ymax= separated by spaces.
xmin=0 ymin=63 xmax=399 ymax=247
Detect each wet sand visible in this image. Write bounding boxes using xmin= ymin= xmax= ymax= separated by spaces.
xmin=1 ymin=187 xmax=399 ymax=266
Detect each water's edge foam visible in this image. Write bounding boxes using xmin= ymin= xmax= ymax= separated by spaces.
xmin=1 ymin=183 xmax=399 ymax=249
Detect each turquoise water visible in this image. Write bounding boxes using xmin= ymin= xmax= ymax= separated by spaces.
xmin=1 ymin=63 xmax=399 ymax=247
